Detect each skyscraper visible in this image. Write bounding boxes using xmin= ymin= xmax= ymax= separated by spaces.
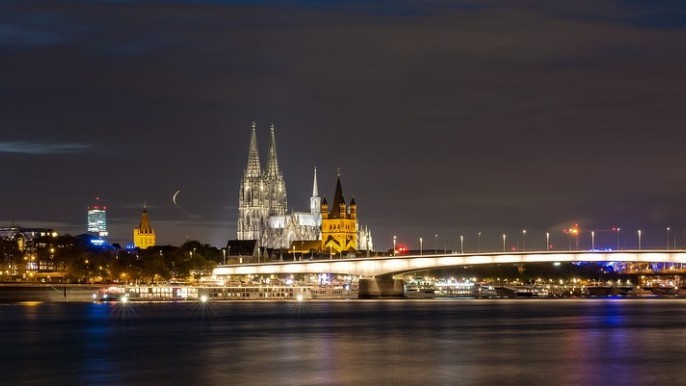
xmin=87 ymin=197 xmax=108 ymax=237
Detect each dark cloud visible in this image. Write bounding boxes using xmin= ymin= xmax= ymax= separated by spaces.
xmin=1 ymin=0 xmax=685 ymax=251
xmin=0 ymin=141 xmax=91 ymax=154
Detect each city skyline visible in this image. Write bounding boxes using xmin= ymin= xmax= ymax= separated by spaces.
xmin=1 ymin=1 xmax=686 ymax=250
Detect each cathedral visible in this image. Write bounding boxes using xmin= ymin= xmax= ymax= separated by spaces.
xmin=237 ymin=122 xmax=320 ymax=250
xmin=236 ymin=123 xmax=373 ymax=253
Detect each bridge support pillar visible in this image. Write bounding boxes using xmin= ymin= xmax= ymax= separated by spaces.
xmin=358 ymin=278 xmax=405 ymax=299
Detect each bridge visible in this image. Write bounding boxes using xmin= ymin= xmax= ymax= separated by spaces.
xmin=213 ymin=250 xmax=686 ymax=277
xmin=212 ymin=250 xmax=686 ymax=297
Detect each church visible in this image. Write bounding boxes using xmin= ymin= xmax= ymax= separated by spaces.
xmin=235 ymin=122 xmax=373 ymax=255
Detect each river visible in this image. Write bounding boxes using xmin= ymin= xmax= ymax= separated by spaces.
xmin=1 ymin=298 xmax=686 ymax=385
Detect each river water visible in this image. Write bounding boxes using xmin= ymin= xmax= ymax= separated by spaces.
xmin=2 ymin=299 xmax=686 ymax=385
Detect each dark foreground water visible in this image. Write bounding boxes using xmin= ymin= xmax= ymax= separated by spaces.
xmin=2 ymin=299 xmax=686 ymax=386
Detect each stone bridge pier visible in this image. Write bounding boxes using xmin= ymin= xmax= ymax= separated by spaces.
xmin=358 ymin=277 xmax=405 ymax=298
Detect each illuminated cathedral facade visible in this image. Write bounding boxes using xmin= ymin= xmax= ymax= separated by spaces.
xmin=237 ymin=123 xmax=320 ymax=249
xmin=236 ymin=123 xmax=373 ymax=253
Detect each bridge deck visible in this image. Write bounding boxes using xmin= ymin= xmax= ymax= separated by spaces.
xmin=212 ymin=250 xmax=686 ymax=277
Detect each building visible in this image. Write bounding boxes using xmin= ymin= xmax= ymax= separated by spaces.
xmin=87 ymin=197 xmax=108 ymax=237
xmin=236 ymin=123 xmax=321 ymax=250
xmin=321 ymin=173 xmax=359 ymax=254
xmin=133 ymin=203 xmax=156 ymax=249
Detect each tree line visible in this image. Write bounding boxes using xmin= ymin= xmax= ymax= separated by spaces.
xmin=0 ymin=234 xmax=222 ymax=284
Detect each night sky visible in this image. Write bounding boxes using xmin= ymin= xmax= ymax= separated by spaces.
xmin=2 ymin=0 xmax=686 ymax=252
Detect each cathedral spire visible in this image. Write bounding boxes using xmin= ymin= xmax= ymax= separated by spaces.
xmin=312 ymin=166 xmax=319 ymax=197
xmin=245 ymin=121 xmax=261 ymax=178
xmin=265 ymin=123 xmax=280 ymax=177
xmin=310 ymin=166 xmax=321 ymax=218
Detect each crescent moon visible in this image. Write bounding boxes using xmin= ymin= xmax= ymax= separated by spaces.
xmin=172 ymin=189 xmax=182 ymax=209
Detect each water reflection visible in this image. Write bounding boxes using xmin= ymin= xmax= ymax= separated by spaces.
xmin=2 ymin=299 xmax=686 ymax=385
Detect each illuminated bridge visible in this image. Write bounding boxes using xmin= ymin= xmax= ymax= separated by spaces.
xmin=214 ymin=250 xmax=686 ymax=277
xmin=213 ymin=250 xmax=686 ymax=297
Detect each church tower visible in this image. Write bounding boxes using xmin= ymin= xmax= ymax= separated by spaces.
xmin=133 ymin=203 xmax=156 ymax=249
xmin=264 ymin=124 xmax=287 ymax=218
xmin=237 ymin=122 xmax=290 ymax=247
xmin=237 ymin=122 xmax=270 ymax=242
xmin=310 ymin=166 xmax=321 ymax=223
xmin=321 ymin=171 xmax=358 ymax=254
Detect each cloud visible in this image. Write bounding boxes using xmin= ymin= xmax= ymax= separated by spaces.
xmin=0 ymin=141 xmax=91 ymax=154
xmin=0 ymin=23 xmax=65 ymax=46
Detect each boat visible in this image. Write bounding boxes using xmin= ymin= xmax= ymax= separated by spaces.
xmin=200 ymin=285 xmax=313 ymax=301
xmin=94 ymin=284 xmax=315 ymax=302
xmin=627 ymin=287 xmax=655 ymax=297
xmin=309 ymin=286 xmax=358 ymax=299
xmin=93 ymin=286 xmax=128 ymax=302
xmin=404 ymin=284 xmax=435 ymax=299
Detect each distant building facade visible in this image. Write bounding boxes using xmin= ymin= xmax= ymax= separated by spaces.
xmin=133 ymin=203 xmax=156 ymax=249
xmin=87 ymin=197 xmax=108 ymax=237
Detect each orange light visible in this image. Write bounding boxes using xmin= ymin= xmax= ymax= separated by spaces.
xmin=564 ymin=224 xmax=580 ymax=235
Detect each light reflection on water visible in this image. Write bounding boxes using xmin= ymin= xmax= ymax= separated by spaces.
xmin=1 ymin=299 xmax=686 ymax=385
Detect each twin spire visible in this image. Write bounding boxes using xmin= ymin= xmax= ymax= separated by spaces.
xmin=244 ymin=122 xmax=321 ymax=211
xmin=246 ymin=121 xmax=282 ymax=178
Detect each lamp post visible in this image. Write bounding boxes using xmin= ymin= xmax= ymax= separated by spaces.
xmin=591 ymin=231 xmax=595 ymax=250
xmin=460 ymin=235 xmax=464 ymax=254
xmin=522 ymin=229 xmax=526 ymax=251
xmin=419 ymin=237 xmax=423 ymax=255
xmin=434 ymin=234 xmax=438 ymax=254
xmin=502 ymin=234 xmax=506 ymax=252
xmin=393 ymin=235 xmax=397 ymax=257
xmin=666 ymin=227 xmax=671 ymax=249
xmin=222 ymin=248 xmax=226 ymax=265
xmin=615 ymin=227 xmax=621 ymax=250
xmin=478 ymin=232 xmax=482 ymax=253
xmin=638 ymin=229 xmax=642 ymax=250
xmin=546 ymin=232 xmax=550 ymax=251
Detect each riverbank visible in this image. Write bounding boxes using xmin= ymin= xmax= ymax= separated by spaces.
xmin=0 ymin=283 xmax=101 ymax=302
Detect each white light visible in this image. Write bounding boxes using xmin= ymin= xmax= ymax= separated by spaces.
xmin=121 ymin=295 xmax=129 ymax=304
xmin=200 ymin=295 xmax=209 ymax=303
xmin=296 ymin=294 xmax=304 ymax=302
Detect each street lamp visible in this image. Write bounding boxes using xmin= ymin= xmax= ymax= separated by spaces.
xmin=393 ymin=235 xmax=397 ymax=257
xmin=638 ymin=229 xmax=642 ymax=250
xmin=546 ymin=232 xmax=550 ymax=251
xmin=222 ymin=248 xmax=226 ymax=265
xmin=615 ymin=227 xmax=621 ymax=250
xmin=460 ymin=235 xmax=464 ymax=254
xmin=522 ymin=229 xmax=526 ymax=251
xmin=419 ymin=237 xmax=423 ymax=255
xmin=502 ymin=234 xmax=506 ymax=252
xmin=434 ymin=234 xmax=438 ymax=254
xmin=478 ymin=232 xmax=482 ymax=253
xmin=666 ymin=227 xmax=671 ymax=249
xmin=591 ymin=231 xmax=595 ymax=250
